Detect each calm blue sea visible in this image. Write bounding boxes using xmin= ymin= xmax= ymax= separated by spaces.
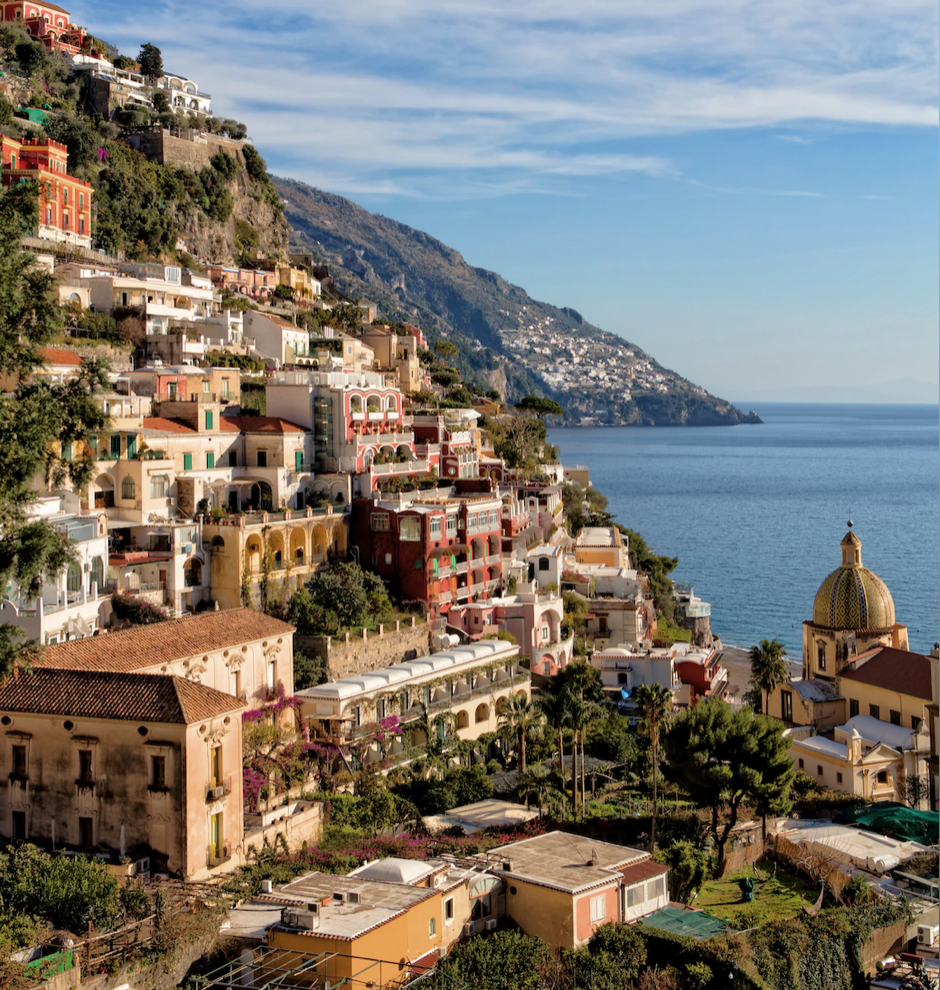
xmin=549 ymin=404 xmax=940 ymax=654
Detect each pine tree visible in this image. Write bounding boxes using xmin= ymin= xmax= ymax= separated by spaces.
xmin=137 ymin=43 xmax=164 ymax=83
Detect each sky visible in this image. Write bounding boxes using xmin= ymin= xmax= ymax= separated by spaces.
xmin=81 ymin=0 xmax=939 ymax=402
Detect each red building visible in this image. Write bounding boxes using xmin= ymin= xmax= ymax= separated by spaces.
xmin=412 ymin=413 xmax=478 ymax=481
xmin=1 ymin=2 xmax=87 ymax=53
xmin=675 ymin=648 xmax=729 ymax=705
xmin=0 ymin=136 xmax=93 ymax=247
xmin=351 ymin=489 xmax=504 ymax=617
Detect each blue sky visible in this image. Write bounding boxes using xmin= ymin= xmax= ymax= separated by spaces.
xmin=80 ymin=0 xmax=939 ymax=402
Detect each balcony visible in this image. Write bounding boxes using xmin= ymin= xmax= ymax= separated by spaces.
xmin=454 ymin=561 xmax=469 ymax=575
xmin=356 ymin=431 xmax=415 ymax=447
xmin=371 ymin=459 xmax=429 ymax=476
xmin=206 ymin=775 xmax=233 ymax=803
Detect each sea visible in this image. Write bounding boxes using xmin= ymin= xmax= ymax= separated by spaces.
xmin=549 ymin=403 xmax=940 ymax=655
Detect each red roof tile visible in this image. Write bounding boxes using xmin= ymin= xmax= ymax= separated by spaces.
xmin=38 ymin=608 xmax=294 ymax=674
xmin=618 ymin=859 xmax=669 ymax=885
xmin=143 ymin=416 xmax=197 ymax=434
xmin=840 ymin=647 xmax=932 ymax=701
xmin=222 ymin=416 xmax=307 ymax=434
xmin=40 ymin=348 xmax=83 ymax=366
xmin=0 ymin=668 xmax=242 ymax=723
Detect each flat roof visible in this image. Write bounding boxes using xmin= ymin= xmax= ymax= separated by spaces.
xmin=576 ymin=527 xmax=620 ymax=547
xmin=491 ymin=830 xmax=646 ymax=894
xmin=423 ymin=800 xmax=539 ymax=835
xmin=297 ymin=640 xmax=518 ymax=703
xmin=265 ymin=872 xmax=433 ymax=941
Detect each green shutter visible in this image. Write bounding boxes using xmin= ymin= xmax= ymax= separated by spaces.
xmin=205 ymin=411 xmax=214 ymax=430
xmin=206 ymin=452 xmax=215 ymax=469
xmin=183 ymin=453 xmax=193 ymax=471
xmin=126 ymin=435 xmax=137 ymax=458
xmin=295 ymin=451 xmax=303 ymax=470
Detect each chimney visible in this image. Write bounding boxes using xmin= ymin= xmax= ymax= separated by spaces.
xmin=501 ymin=860 xmax=513 ymax=872
xmin=260 ymin=880 xmax=273 ymax=893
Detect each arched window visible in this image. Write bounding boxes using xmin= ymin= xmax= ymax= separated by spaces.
xmin=121 ymin=476 xmax=135 ymax=500
xmin=538 ymin=557 xmax=550 ymax=571
xmin=386 ymin=396 xmax=397 ymax=411
xmin=66 ymin=561 xmax=81 ymax=593
xmin=90 ymin=556 xmax=104 ymax=591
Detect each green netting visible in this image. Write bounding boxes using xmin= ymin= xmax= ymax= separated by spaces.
xmin=638 ymin=905 xmax=729 ymax=940
xmin=836 ymin=801 xmax=939 ymax=845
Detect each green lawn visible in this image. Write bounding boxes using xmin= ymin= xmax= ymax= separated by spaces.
xmin=695 ymin=861 xmax=822 ymax=927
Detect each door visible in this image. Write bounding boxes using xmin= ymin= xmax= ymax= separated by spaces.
xmin=11 ymin=811 xmax=25 ymax=841
xmin=79 ymin=816 xmax=93 ymax=851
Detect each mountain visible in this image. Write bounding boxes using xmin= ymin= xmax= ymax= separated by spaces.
xmin=273 ymin=178 xmax=761 ymax=427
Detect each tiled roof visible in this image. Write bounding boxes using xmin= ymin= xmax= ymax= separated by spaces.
xmin=38 ymin=608 xmax=294 ymax=674
xmin=143 ymin=416 xmax=197 ymax=434
xmin=618 ymin=859 xmax=669 ymax=886
xmin=0 ymin=668 xmax=242 ymax=724
xmin=221 ymin=416 xmax=307 ymax=434
xmin=840 ymin=647 xmax=932 ymax=701
xmin=40 ymin=348 xmax=83 ymax=366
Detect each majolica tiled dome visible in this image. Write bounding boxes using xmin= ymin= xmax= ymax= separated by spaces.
xmin=812 ymin=527 xmax=895 ymax=631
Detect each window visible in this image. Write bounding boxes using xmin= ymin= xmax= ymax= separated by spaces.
xmin=183 ymin=453 xmax=193 ymax=471
xmin=221 ymin=378 xmax=230 ymax=398
xmin=151 ymin=755 xmax=167 ymax=790
xmin=869 ymin=704 xmax=880 ymax=720
xmin=110 ymin=433 xmax=122 ymax=457
xmin=168 ymin=381 xmax=178 ymax=398
xmin=626 ymin=885 xmax=643 ymax=908
xmin=78 ymin=749 xmax=93 ymax=783
xmin=538 ymin=557 xmax=550 ymax=571
xmin=912 ymin=715 xmax=923 ymax=731
xmin=376 ymin=698 xmax=386 ymax=721
xmin=11 ymin=745 xmax=27 ymax=780
xmin=12 ymin=810 xmax=26 ymax=841
xmin=617 ymin=672 xmax=628 ymax=685
xmin=228 ymin=450 xmax=237 ymax=467
xmin=206 ymin=452 xmax=215 ymax=469
xmin=202 ymin=380 xmax=210 ymax=393
xmin=446 ymin=515 xmax=457 ymax=536
xmin=876 ymin=770 xmax=888 ymax=784
xmin=79 ymin=217 xmax=85 ymax=235
xmin=208 ymin=812 xmax=223 ymax=861
xmin=79 ymin=816 xmax=93 ymax=851
xmin=121 ymin=476 xmax=135 ymax=499
xmin=816 ymin=642 xmax=826 ymax=671
xmin=467 ymin=513 xmax=477 ymax=534
xmin=205 ymin=411 xmax=213 ymax=430
xmin=817 ymin=765 xmax=823 ymax=777
xmin=430 ymin=517 xmax=442 ymax=539
xmin=210 ymin=746 xmax=222 ymax=787
xmin=444 ymin=898 xmax=454 ymax=922
xmin=889 ymin=710 xmax=901 ymax=726
xmin=79 ymin=192 xmax=84 ymax=209
xmin=798 ymin=758 xmax=804 ymax=770
xmin=428 ymin=917 xmax=436 ymax=938
xmin=489 ymin=510 xmax=499 ymax=529
xmin=781 ymin=690 xmax=793 ymax=723
xmin=150 ymin=475 xmax=168 ymax=498
xmin=836 ymin=772 xmax=843 ymax=784
xmin=126 ymin=434 xmax=137 ymax=459
xmin=400 ymin=517 xmax=421 ymax=541
xmin=372 ymin=514 xmax=390 ymax=532
xmin=581 ymin=894 xmax=605 ymax=925
xmin=849 ymin=699 xmax=859 ymax=718
xmin=257 ymin=450 xmax=267 ymax=467
xmin=295 ymin=450 xmax=304 ymax=470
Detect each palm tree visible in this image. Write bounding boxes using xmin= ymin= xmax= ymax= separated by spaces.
xmin=518 ymin=762 xmax=551 ymax=814
xmin=498 ymin=694 xmax=542 ymax=772
xmin=566 ymin=695 xmax=597 ymax=819
xmin=536 ymin=683 xmax=572 ymax=783
xmin=633 ymin=682 xmax=673 ymax=852
xmin=749 ymin=638 xmax=789 ymax=716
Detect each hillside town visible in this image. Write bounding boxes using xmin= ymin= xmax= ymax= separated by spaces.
xmin=0 ymin=10 xmax=937 ymax=990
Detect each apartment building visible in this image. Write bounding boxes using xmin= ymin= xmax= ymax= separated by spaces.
xmin=243 ymin=311 xmax=312 ymax=366
xmin=0 ymin=136 xmax=93 ymax=247
xmin=0 ymin=494 xmax=109 ymax=645
xmin=412 ymin=412 xmax=479 ymax=481
xmin=0 ymin=667 xmax=244 ymax=880
xmin=298 ymin=640 xmax=529 ymax=764
xmin=350 ymin=488 xmax=504 ymax=617
xmin=362 ymin=324 xmax=425 ymax=393
xmin=37 ymin=608 xmax=296 ymax=711
xmin=0 ymin=2 xmax=87 ymax=53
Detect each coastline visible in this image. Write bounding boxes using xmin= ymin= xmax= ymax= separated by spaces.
xmin=717 ymin=645 xmax=801 ymax=699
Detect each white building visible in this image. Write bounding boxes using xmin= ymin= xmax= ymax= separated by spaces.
xmin=297 ymin=640 xmax=529 ymax=765
xmin=157 ymin=72 xmax=213 ymax=116
xmin=243 ymin=311 xmax=312 ymax=366
xmin=0 ymin=495 xmax=109 ymax=645
xmin=591 ymin=644 xmax=680 ymax=710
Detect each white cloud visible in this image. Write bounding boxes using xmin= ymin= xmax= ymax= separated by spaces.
xmin=80 ymin=0 xmax=938 ymax=198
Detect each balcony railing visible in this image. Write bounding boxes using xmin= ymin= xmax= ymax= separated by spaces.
xmin=206 ymin=775 xmax=233 ymax=803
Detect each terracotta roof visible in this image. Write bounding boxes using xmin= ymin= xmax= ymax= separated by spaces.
xmin=38 ymin=608 xmax=294 ymax=674
xmin=143 ymin=416 xmax=197 ymax=434
xmin=40 ymin=348 xmax=83 ymax=366
xmin=0 ymin=668 xmax=242 ymax=724
xmin=261 ymin=314 xmax=304 ymax=332
xmin=618 ymin=859 xmax=670 ymax=886
xmin=221 ymin=416 xmax=307 ymax=434
xmin=840 ymin=646 xmax=932 ymax=701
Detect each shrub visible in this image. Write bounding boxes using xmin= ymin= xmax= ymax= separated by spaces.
xmin=210 ymin=150 xmax=239 ymax=180
xmin=110 ymin=591 xmax=169 ymax=624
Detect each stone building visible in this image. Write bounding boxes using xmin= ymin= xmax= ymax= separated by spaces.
xmin=36 ymin=608 xmax=296 ymax=711
xmin=0 ymin=667 xmax=244 ymax=880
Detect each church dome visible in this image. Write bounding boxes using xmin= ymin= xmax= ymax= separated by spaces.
xmin=812 ymin=526 xmax=895 ymax=631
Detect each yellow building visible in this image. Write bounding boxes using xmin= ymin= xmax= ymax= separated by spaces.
xmin=0 ymin=666 xmax=244 ymax=880
xmin=37 ymin=608 xmax=296 ymax=715
xmin=203 ymin=509 xmax=348 ymax=611
xmin=574 ymin=527 xmax=627 ymax=569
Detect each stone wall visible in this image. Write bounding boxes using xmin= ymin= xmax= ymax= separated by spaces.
xmin=297 ymin=617 xmax=429 ymax=680
xmin=130 ymin=131 xmax=246 ymax=171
